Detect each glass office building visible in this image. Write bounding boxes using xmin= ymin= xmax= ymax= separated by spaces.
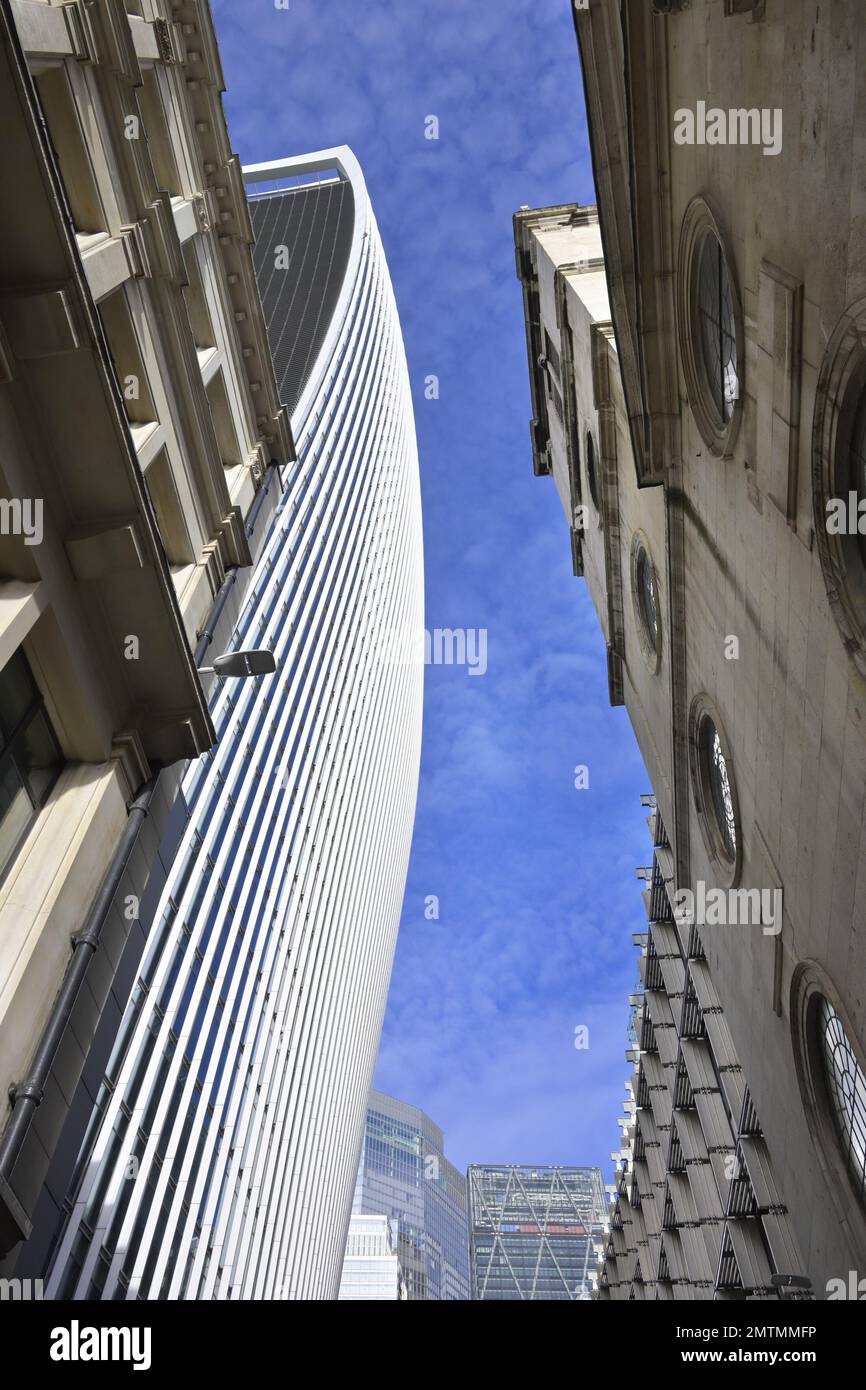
xmin=43 ymin=148 xmax=424 ymax=1301
xmin=350 ymin=1089 xmax=470 ymax=1300
xmin=338 ymin=1214 xmax=406 ymax=1300
xmin=468 ymin=1165 xmax=607 ymax=1300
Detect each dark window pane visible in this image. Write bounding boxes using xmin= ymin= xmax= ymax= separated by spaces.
xmin=0 ymin=650 xmax=38 ymax=740
xmin=19 ymin=707 xmax=62 ymax=803
xmin=586 ymin=433 xmax=599 ymax=510
xmin=697 ymin=233 xmax=738 ymax=423
xmin=851 ymin=388 xmax=866 ymax=496
xmin=0 ymin=761 xmax=34 ymax=875
xmin=636 ymin=548 xmax=659 ymax=651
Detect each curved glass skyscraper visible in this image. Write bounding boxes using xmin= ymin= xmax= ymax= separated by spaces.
xmin=46 ymin=148 xmax=424 ymax=1301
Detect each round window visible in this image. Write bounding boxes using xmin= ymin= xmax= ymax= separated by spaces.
xmin=700 ymin=716 xmax=736 ymax=861
xmin=847 ymin=383 xmax=866 ymax=572
xmin=676 ymin=198 xmax=743 ymax=456
xmin=819 ymin=997 xmax=866 ymax=1201
xmin=630 ymin=534 xmax=661 ymax=673
xmin=585 ymin=431 xmax=599 ymax=513
xmin=637 ymin=549 xmax=659 ymax=649
xmin=696 ymin=231 xmax=739 ymax=425
xmin=812 ymin=304 xmax=866 ymax=677
xmin=792 ymin=964 xmax=866 ymax=1233
xmin=688 ymin=697 xmax=740 ymax=884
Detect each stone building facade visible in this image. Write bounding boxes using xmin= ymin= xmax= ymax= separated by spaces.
xmin=603 ymin=796 xmax=811 ymax=1300
xmin=515 ymin=0 xmax=866 ymax=1296
xmin=0 ymin=0 xmax=291 ymax=1263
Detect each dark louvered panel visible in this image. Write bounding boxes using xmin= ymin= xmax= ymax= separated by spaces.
xmin=249 ymin=179 xmax=355 ymax=416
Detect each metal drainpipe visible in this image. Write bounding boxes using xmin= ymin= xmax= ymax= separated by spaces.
xmin=194 ymin=566 xmax=238 ymax=667
xmin=244 ymin=458 xmax=283 ymax=541
xmin=0 ymin=775 xmax=158 ymax=1202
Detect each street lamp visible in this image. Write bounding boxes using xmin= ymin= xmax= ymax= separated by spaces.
xmin=197 ymin=648 xmax=277 ymax=678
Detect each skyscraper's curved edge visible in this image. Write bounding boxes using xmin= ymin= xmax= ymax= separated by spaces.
xmin=243 ymin=147 xmax=370 ymax=429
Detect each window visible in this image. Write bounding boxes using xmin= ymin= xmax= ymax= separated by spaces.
xmin=820 ymin=999 xmax=866 ymax=1202
xmin=630 ymin=534 xmax=661 ymax=672
xmin=813 ymin=310 xmax=866 ymax=678
xmin=138 ymin=66 xmax=183 ymax=198
xmin=676 ymin=197 xmax=743 ymax=455
xmin=33 ymin=67 xmax=105 ymax=237
xmin=688 ymin=696 xmax=740 ymax=883
xmin=206 ymin=370 xmax=243 ymax=474
xmin=791 ymin=964 xmax=866 ymax=1232
xmin=585 ymin=431 xmax=600 ymax=513
xmin=182 ymin=242 xmax=215 ymax=360
xmin=0 ymin=649 xmax=62 ymax=882
xmin=702 ymin=719 xmax=736 ymax=860
xmin=143 ymin=447 xmax=194 ymax=567
xmin=696 ymin=233 xmax=738 ymax=423
xmin=637 ymin=551 xmax=659 ymax=647
xmin=98 ymin=288 xmax=157 ymax=443
xmin=849 ymin=385 xmax=866 ymax=572
xmin=543 ymin=329 xmax=561 ymax=381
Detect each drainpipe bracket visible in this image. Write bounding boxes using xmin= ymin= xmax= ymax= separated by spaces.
xmin=126 ymin=787 xmax=154 ymax=817
xmin=8 ymin=1080 xmax=43 ymax=1107
xmin=70 ymin=928 xmax=100 ymax=952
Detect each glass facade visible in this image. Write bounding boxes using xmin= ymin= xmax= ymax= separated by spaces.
xmin=350 ymin=1090 xmax=470 ymax=1300
xmin=468 ymin=1165 xmax=607 ymax=1300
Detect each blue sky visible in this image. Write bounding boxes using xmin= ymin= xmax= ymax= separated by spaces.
xmin=213 ymin=0 xmax=649 ymax=1178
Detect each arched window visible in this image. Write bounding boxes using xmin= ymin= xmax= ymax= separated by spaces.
xmin=812 ymin=301 xmax=866 ymax=677
xmin=688 ymin=696 xmax=740 ymax=883
xmin=848 ymin=383 xmax=866 ymax=571
xmin=676 ymin=197 xmax=743 ymax=456
xmin=585 ymin=431 xmax=599 ymax=512
xmin=702 ymin=718 xmax=736 ymax=862
xmin=630 ymin=534 xmax=662 ymax=673
xmin=792 ymin=964 xmax=866 ymax=1232
xmin=696 ymin=232 xmax=739 ymax=424
xmin=820 ymin=998 xmax=866 ymax=1202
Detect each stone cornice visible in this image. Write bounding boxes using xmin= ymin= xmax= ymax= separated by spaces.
xmin=0 ymin=0 xmax=214 ymax=761
xmin=591 ymin=320 xmax=626 ymax=707
xmin=574 ymin=0 xmax=678 ymax=488
xmin=554 ymin=265 xmax=584 ymax=576
xmin=172 ymin=0 xmax=294 ymax=465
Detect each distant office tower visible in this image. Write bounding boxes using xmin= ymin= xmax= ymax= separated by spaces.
xmin=0 ymin=0 xmax=289 ymax=1270
xmin=468 ymin=1165 xmax=607 ymax=1300
xmin=41 ymin=147 xmax=424 ymax=1300
xmin=351 ymin=1089 xmax=470 ymax=1300
xmin=338 ymin=1215 xmax=406 ymax=1301
xmin=598 ymin=796 xmax=812 ymax=1301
